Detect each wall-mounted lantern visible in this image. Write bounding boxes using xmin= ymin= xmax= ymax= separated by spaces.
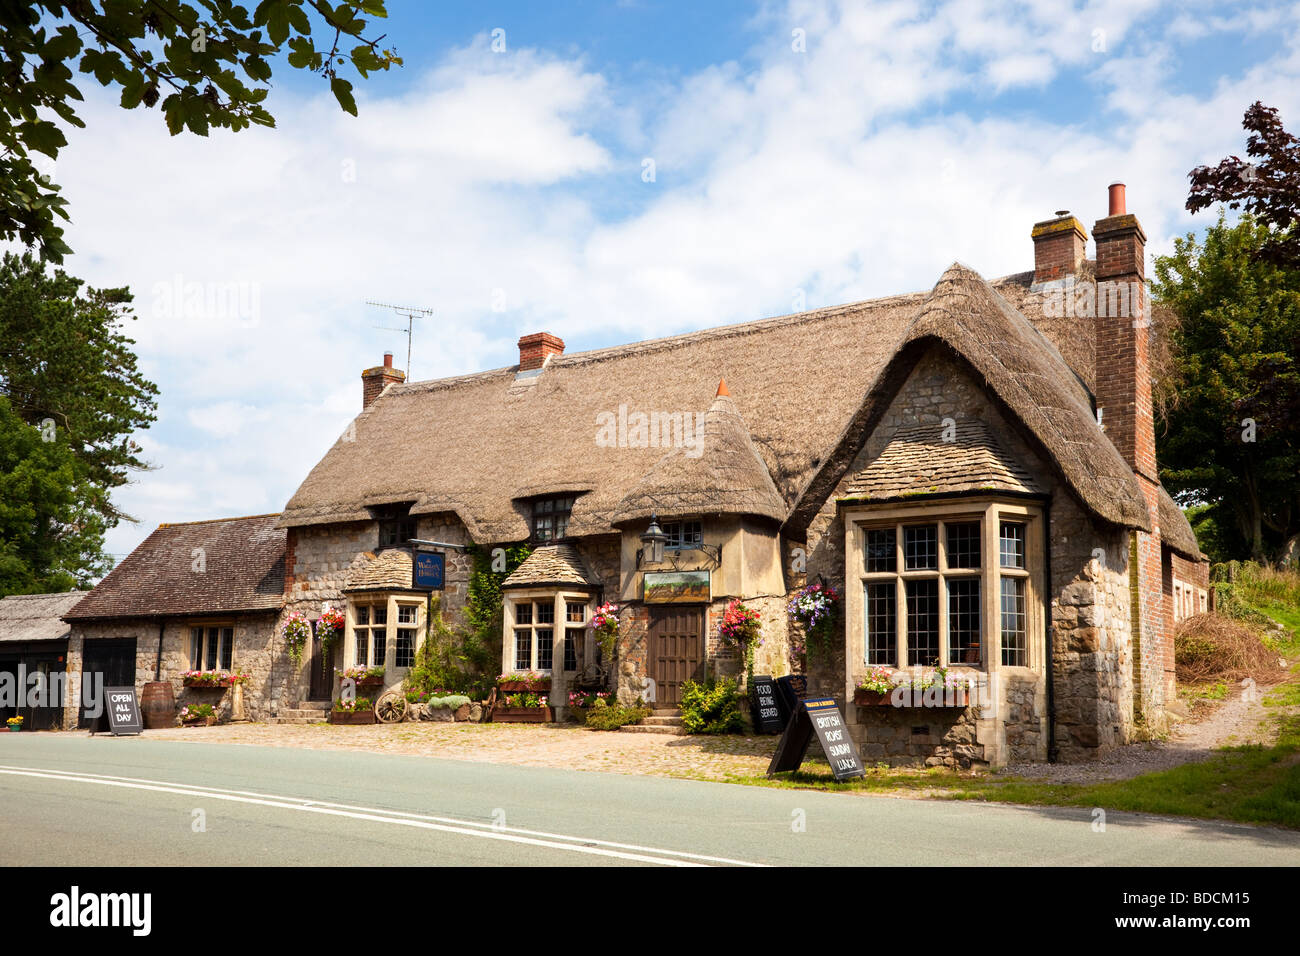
xmin=640 ymin=513 xmax=667 ymax=565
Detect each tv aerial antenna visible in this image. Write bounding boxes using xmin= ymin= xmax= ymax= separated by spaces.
xmin=366 ymin=301 xmax=434 ymax=377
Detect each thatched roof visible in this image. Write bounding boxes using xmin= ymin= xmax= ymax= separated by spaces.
xmin=0 ymin=592 xmax=84 ymax=643
xmin=612 ymin=386 xmax=786 ymax=525
xmin=343 ymin=549 xmax=414 ymax=592
xmin=1158 ymin=488 xmax=1203 ymax=560
xmin=789 ymin=264 xmax=1152 ymax=534
xmin=65 ymin=514 xmax=285 ymax=621
xmin=843 ymin=420 xmax=1044 ymax=501
xmin=282 ymin=262 xmax=1153 ymax=542
xmin=502 ymin=545 xmax=601 ymax=590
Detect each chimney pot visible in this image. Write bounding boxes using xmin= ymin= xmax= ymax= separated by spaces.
xmin=1108 ymin=182 xmax=1126 ymax=216
xmin=383 ymin=352 xmax=393 ymax=368
xmin=362 ymin=353 xmax=406 ymax=409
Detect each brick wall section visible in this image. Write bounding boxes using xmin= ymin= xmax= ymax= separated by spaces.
xmin=517 ymin=332 xmax=565 ymax=371
xmin=1031 ymin=215 xmax=1088 ymax=283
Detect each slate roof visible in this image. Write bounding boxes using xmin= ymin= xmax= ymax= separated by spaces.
xmin=843 ymin=420 xmax=1045 ymax=501
xmin=64 ymin=515 xmax=285 ymax=621
xmin=343 ymin=549 xmax=414 ymax=592
xmin=502 ymin=545 xmax=601 ymax=590
xmin=0 ymin=592 xmax=85 ymax=642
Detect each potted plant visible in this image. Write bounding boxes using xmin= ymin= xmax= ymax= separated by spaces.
xmin=718 ymin=599 xmax=763 ymax=683
xmin=567 ymin=689 xmax=610 ymax=723
xmin=497 ymin=672 xmax=550 ymax=693
xmin=330 ymin=696 xmax=376 ymax=725
xmin=338 ymin=665 xmax=384 ymax=691
xmin=854 ymin=666 xmax=899 ymax=706
xmin=788 ymin=582 xmax=841 ymax=663
xmin=492 ymin=692 xmax=552 ymax=723
xmin=178 ymin=703 xmax=218 ymax=727
xmin=5 ymin=716 xmax=23 ymax=732
xmin=281 ymin=611 xmax=311 ymax=665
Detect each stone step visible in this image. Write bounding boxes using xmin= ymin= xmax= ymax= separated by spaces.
xmin=642 ymin=716 xmax=684 ymax=726
xmin=652 ymin=708 xmax=680 ymax=717
xmin=294 ymin=701 xmax=332 ymax=711
xmin=619 ymin=723 xmax=687 ymax=735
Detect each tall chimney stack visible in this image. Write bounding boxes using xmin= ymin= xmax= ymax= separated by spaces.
xmin=518 ymin=332 xmax=565 ymax=371
xmin=362 ymin=351 xmax=406 ymax=409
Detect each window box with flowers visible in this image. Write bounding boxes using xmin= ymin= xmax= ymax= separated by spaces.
xmin=329 ymin=697 xmax=376 ymax=725
xmin=853 ymin=667 xmax=976 ymax=708
xmin=338 ymin=665 xmax=385 ymax=691
xmin=181 ymin=669 xmax=234 ymax=689
xmin=492 ymin=692 xmax=552 ymax=723
xmin=496 ymin=672 xmax=551 ymax=694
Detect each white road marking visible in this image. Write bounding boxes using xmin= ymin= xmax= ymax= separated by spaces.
xmin=0 ymin=764 xmax=764 ymax=867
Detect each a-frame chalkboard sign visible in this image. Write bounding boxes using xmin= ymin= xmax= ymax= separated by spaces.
xmin=767 ymin=696 xmax=865 ymax=781
xmin=89 ymin=685 xmax=143 ymax=736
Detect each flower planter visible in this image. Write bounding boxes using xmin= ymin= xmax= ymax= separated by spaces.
xmin=181 ymin=716 xmax=219 ymax=727
xmin=493 ymin=706 xmax=552 ymax=723
xmin=853 ymin=688 xmax=893 ymax=707
xmin=330 ymin=709 xmax=376 ymax=725
xmin=887 ymin=688 xmax=971 ymax=708
xmin=183 ymin=678 xmax=231 ymax=689
xmin=498 ymin=680 xmax=550 ymax=693
xmin=352 ymin=678 xmax=384 ymax=691
xmin=6 ymin=725 xmax=21 ymax=732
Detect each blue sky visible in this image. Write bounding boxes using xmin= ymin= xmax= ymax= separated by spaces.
xmin=22 ymin=0 xmax=1300 ymax=567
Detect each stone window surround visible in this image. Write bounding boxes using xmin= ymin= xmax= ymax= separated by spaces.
xmin=502 ymin=588 xmax=595 ymax=675
xmin=345 ymin=593 xmax=426 ymax=676
xmin=1172 ymin=578 xmax=1208 ymax=623
xmin=843 ymin=498 xmax=1046 ymax=682
xmin=187 ymin=621 xmax=236 ymax=671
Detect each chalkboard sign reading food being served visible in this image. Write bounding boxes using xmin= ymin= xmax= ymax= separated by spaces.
xmin=749 ymin=675 xmax=784 ymax=734
xmin=767 ymin=697 xmax=865 ymax=781
xmin=97 ymin=685 xmax=143 ymax=736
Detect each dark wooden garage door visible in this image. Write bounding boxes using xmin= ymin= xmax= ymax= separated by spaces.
xmin=646 ymin=606 xmax=704 ymax=707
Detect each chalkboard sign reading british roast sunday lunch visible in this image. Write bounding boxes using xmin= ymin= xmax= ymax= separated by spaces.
xmin=767 ymin=697 xmax=865 ymax=781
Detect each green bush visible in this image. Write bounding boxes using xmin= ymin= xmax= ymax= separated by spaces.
xmin=679 ymin=677 xmax=745 ymax=735
xmin=585 ymin=702 xmax=650 ymax=731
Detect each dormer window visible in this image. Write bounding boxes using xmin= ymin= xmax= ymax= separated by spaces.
xmin=374 ymin=503 xmax=416 ymax=550
xmin=532 ymin=495 xmax=575 ymax=543
xmin=663 ymin=519 xmax=703 ymax=550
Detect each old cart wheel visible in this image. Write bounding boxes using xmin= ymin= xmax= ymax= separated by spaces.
xmin=375 ymin=692 xmax=408 ymax=723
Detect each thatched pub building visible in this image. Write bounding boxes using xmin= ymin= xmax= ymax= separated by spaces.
xmin=62 ymin=185 xmax=1208 ymax=766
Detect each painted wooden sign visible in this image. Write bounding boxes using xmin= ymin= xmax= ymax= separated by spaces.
xmin=643 ymin=570 xmax=711 ymax=604
xmin=412 ymin=551 xmax=445 ymax=591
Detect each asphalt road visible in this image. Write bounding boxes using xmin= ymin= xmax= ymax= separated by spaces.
xmin=1 ymin=734 xmax=1297 ymax=866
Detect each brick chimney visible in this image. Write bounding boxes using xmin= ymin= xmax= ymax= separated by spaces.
xmin=517 ymin=332 xmax=564 ymax=371
xmin=1092 ymin=182 xmax=1172 ymax=714
xmin=1092 ymin=182 xmax=1153 ymax=480
xmin=1031 ymin=211 xmax=1088 ymax=284
xmin=362 ymin=352 xmax=405 ymax=409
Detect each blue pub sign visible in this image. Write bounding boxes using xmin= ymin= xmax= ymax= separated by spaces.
xmin=412 ymin=551 xmax=445 ymax=591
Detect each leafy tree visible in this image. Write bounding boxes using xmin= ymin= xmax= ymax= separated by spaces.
xmin=1153 ymin=212 xmax=1300 ymax=561
xmin=0 ymin=1 xmax=401 ymax=261
xmin=0 ymin=394 xmax=111 ymax=593
xmin=1187 ymin=102 xmax=1300 ymax=267
xmin=0 ymin=252 xmax=159 ymax=592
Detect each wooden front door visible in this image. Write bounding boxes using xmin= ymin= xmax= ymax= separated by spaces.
xmin=79 ymin=638 xmax=136 ymax=727
xmin=307 ymin=627 xmax=335 ymax=701
xmin=646 ymin=606 xmax=704 ymax=707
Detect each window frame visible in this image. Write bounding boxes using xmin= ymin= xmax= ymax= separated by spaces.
xmin=188 ymin=623 xmax=235 ymax=671
xmin=502 ymin=589 xmax=595 ymax=674
xmin=844 ymin=499 xmax=1045 ymax=684
xmin=662 ymin=518 xmax=703 ymax=551
xmin=530 ymin=496 xmax=576 ymax=543
xmin=347 ymin=594 xmax=425 ymax=675
xmin=373 ymin=503 xmax=416 ymax=551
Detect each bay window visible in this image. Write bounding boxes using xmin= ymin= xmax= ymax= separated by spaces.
xmin=503 ymin=591 xmax=595 ymax=674
xmin=347 ymin=595 xmax=424 ymax=674
xmin=848 ymin=500 xmax=1043 ymax=678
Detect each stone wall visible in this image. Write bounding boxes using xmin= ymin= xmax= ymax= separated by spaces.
xmin=855 ymin=700 xmax=984 ymax=768
xmin=64 ymin=613 xmax=280 ymax=728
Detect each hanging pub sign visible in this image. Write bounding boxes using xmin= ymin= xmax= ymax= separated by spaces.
xmin=767 ymin=696 xmax=865 ymax=781
xmin=643 ymin=570 xmax=710 ymax=604
xmin=412 ymin=551 xmax=445 ymax=591
xmin=91 ymin=685 xmax=143 ymax=736
xmin=749 ymin=675 xmax=784 ymax=734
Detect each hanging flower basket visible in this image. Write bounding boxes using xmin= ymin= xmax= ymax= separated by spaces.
xmin=281 ymin=611 xmax=311 ymax=665
xmin=718 ymin=599 xmax=763 ymax=681
xmin=788 ymin=583 xmax=841 ymax=663
xmin=317 ymin=604 xmax=345 ymax=658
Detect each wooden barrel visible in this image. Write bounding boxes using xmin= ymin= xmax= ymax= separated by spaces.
xmin=140 ymin=681 xmax=176 ymax=729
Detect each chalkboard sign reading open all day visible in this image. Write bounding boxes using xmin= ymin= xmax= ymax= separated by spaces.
xmin=97 ymin=685 xmax=143 ymax=736
xmin=767 ymin=696 xmax=865 ymax=781
xmin=749 ymin=675 xmax=784 ymax=734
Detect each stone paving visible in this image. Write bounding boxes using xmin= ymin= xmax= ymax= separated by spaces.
xmin=140 ymin=721 xmax=787 ymax=782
